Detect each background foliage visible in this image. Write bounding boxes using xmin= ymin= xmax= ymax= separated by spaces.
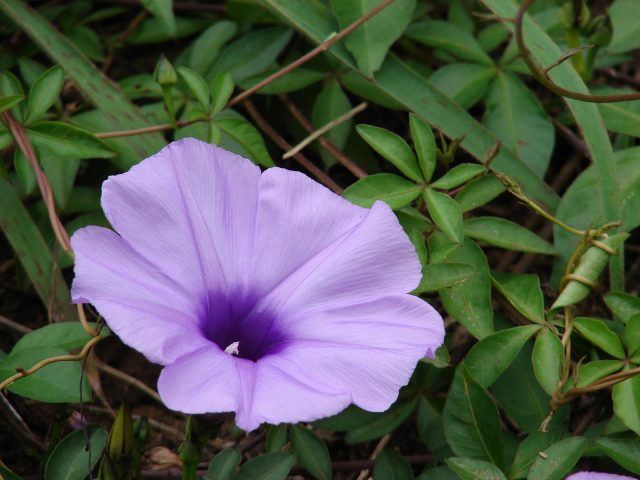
xmin=0 ymin=0 xmax=639 ymax=478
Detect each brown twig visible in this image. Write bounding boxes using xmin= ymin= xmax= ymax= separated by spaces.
xmin=95 ymin=358 xmax=162 ymax=403
xmin=515 ymin=0 xmax=640 ymax=103
xmin=243 ymin=100 xmax=342 ymax=193
xmin=227 ymin=0 xmax=396 ymax=108
xmin=95 ymin=118 xmax=202 ymax=139
xmin=278 ymin=93 xmax=368 ymax=178
xmin=551 ymin=118 xmax=588 ymax=157
xmin=102 ymin=9 xmax=149 ymax=74
xmin=0 ymin=314 xmax=31 ymax=335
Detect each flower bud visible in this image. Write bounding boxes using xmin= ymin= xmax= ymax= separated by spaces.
xmin=154 ymin=55 xmax=177 ymax=87
xmin=98 ymin=403 xmax=134 ymax=480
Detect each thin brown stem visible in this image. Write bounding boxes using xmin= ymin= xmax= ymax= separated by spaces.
xmin=243 ymin=100 xmax=342 ymax=193
xmin=278 ymin=93 xmax=368 ymax=179
xmin=95 ymin=118 xmax=203 ymax=139
xmin=515 ymin=0 xmax=640 ymax=103
xmin=102 ymin=9 xmax=148 ymax=74
xmin=95 ymin=359 xmax=162 ymax=403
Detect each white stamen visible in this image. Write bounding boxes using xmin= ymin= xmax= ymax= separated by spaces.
xmin=224 ymin=341 xmax=240 ymax=356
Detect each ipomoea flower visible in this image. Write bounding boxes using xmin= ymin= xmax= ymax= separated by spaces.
xmin=566 ymin=473 xmax=637 ymax=480
xmin=71 ymin=138 xmax=445 ymax=430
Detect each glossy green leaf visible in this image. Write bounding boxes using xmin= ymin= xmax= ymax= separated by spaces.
xmin=210 ymin=73 xmax=234 ymax=115
xmin=215 ymin=115 xmax=275 ymax=167
xmin=429 ymin=63 xmax=495 ymax=110
xmin=342 ymin=173 xmax=422 ymax=209
xmin=483 ymin=71 xmax=554 ymax=177
xmin=373 ymin=449 xmax=413 ymax=480
xmin=340 ymin=70 xmax=403 ymax=109
xmin=207 ymin=27 xmax=292 ymax=83
xmin=491 ymin=272 xmax=545 ymax=324
xmin=25 ymin=65 xmax=64 ymax=124
xmin=595 ymin=436 xmax=640 ymax=475
xmin=532 ymin=327 xmax=564 ymax=396
xmin=313 ymin=79 xmax=352 ymax=167
xmin=442 ymin=365 xmax=503 ymax=467
xmin=346 ymin=399 xmax=416 ymax=444
xmin=405 ymin=20 xmax=493 ymax=65
xmin=608 ymin=0 xmax=640 ymax=54
xmin=509 ymin=430 xmax=564 ymax=479
xmin=140 ymin=0 xmax=176 ymax=36
xmin=625 ymin=314 xmax=640 ymax=356
xmin=242 ymin=67 xmax=326 ymax=95
xmin=26 ymin=121 xmax=114 ymax=159
xmin=182 ymin=20 xmax=237 ymax=75
xmin=455 ymin=174 xmax=505 ymax=212
xmin=417 ymin=263 xmax=476 ymax=293
xmin=0 ymin=71 xmax=25 ymax=121
xmin=291 ymin=426 xmax=331 ymax=480
xmin=14 ymin=147 xmax=36 ymax=196
xmin=266 ymin=424 xmax=288 ymax=453
xmin=574 ymin=317 xmax=626 ymax=359
xmin=177 ymin=66 xmax=210 ymax=111
xmin=12 ymin=322 xmax=98 ymax=354
xmin=357 ymin=124 xmax=422 ymax=182
xmin=605 ymin=291 xmax=640 ymax=323
xmin=0 ymin=347 xmax=91 ymax=403
xmin=431 ymin=164 xmax=486 ymax=190
xmin=612 ymin=373 xmax=640 ymax=435
xmin=446 ymin=457 xmax=506 ymax=480
xmin=465 ymin=325 xmax=541 ymax=388
xmin=44 ymin=428 xmax=106 ymax=480
xmin=430 ymin=234 xmax=493 ymax=339
xmin=206 ymin=448 xmax=242 ymax=480
xmin=464 ymin=217 xmax=556 ymax=254
xmin=331 ymin=0 xmax=416 ymax=78
xmin=0 ymin=176 xmax=75 ymax=320
xmin=528 ymin=436 xmax=586 ymax=480
xmin=576 ymin=360 xmax=625 ymax=388
xmin=236 ymin=452 xmax=296 ymax=480
xmin=424 ymin=188 xmax=464 ymax=243
xmin=552 ymin=233 xmax=629 ymax=310
xmin=409 ymin=113 xmax=436 ymax=181
xmin=0 ymin=94 xmax=24 ymax=114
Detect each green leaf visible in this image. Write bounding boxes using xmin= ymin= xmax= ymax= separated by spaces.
xmin=576 ymin=360 xmax=625 ymax=388
xmin=331 ymin=0 xmax=416 ymax=77
xmin=14 ymin=147 xmax=37 ymax=196
xmin=465 ymin=325 xmax=541 ymax=389
xmin=405 ymin=20 xmax=493 ymax=65
xmin=340 ymin=69 xmax=403 ymax=110
xmin=184 ymin=20 xmax=237 ymax=76
xmin=27 ymin=121 xmax=114 ymax=159
xmin=605 ymin=291 xmax=640 ymax=323
xmin=0 ymin=71 xmax=25 ymax=121
xmin=346 ymin=399 xmax=417 ymax=444
xmin=491 ymin=272 xmax=545 ymax=324
xmin=241 ymin=68 xmax=326 ymax=95
xmin=528 ymin=436 xmax=586 ymax=480
xmin=429 ymin=63 xmax=495 ymax=110
xmin=313 ymin=79 xmax=352 ymax=167
xmin=417 ymin=397 xmax=451 ymax=459
xmin=25 ymin=65 xmax=64 ymax=124
xmin=0 ymin=94 xmax=24 ymax=114
xmin=235 ymin=452 xmax=296 ymax=480
xmin=266 ymin=424 xmax=288 ymax=453
xmin=595 ymin=436 xmax=640 ymax=475
xmin=455 ymin=174 xmax=505 ymax=212
xmin=206 ymin=448 xmax=241 ymax=480
xmin=409 ymin=113 xmax=436 ymax=181
xmin=291 ymin=426 xmax=331 ymax=480
xmin=608 ymin=0 xmax=640 ymax=53
xmin=140 ymin=0 xmax=176 ymax=36
xmin=625 ymin=314 xmax=640 ymax=356
xmin=509 ymin=430 xmax=564 ymax=479
xmin=446 ymin=457 xmax=507 ymax=480
xmin=215 ymin=115 xmax=275 ymax=167
xmin=177 ymin=66 xmax=210 ymax=111
xmin=0 ymin=347 xmax=91 ymax=403
xmin=207 ymin=27 xmax=293 ymax=83
xmin=127 ymin=16 xmax=207 ymax=45
xmin=552 ymin=233 xmax=629 ymax=310
xmin=210 ymin=73 xmax=234 ymax=115
xmin=613 ymin=373 xmax=640 ymax=435
xmin=443 ymin=365 xmax=503 ymax=467
xmin=532 ymin=327 xmax=564 ymax=396
xmin=373 ymin=449 xmax=413 ymax=480
xmin=431 ymin=164 xmax=486 ymax=190
xmin=343 ymin=173 xmax=421 ymax=209
xmin=44 ymin=428 xmax=106 ymax=480
xmin=429 ymin=234 xmax=494 ymax=339
xmin=12 ymin=322 xmax=98 ymax=354
xmin=574 ymin=317 xmax=626 ymax=359
xmin=0 ymin=465 xmax=21 ymax=480
xmin=595 ymin=87 xmax=640 ymax=138
xmin=424 ymin=189 xmax=464 ymax=243
xmin=0 ymin=176 xmax=75 ymax=320
xmin=417 ymin=263 xmax=476 ymax=293
xmin=464 ymin=216 xmax=556 ymax=255
xmin=483 ymin=71 xmax=554 ymax=177
xmin=357 ymin=124 xmax=422 ymax=182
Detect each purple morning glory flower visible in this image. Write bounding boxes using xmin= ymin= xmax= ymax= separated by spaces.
xmin=71 ymin=138 xmax=444 ymax=431
xmin=566 ymin=473 xmax=637 ymax=480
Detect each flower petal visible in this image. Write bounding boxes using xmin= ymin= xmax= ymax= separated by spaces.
xmin=566 ymin=473 xmax=637 ymax=480
xmin=71 ymin=226 xmax=209 ymax=365
xmin=277 ymin=295 xmax=443 ymax=411
xmin=101 ymin=138 xmax=261 ymax=297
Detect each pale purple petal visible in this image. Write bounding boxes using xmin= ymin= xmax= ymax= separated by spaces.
xmin=566 ymin=472 xmax=637 ymax=480
xmin=71 ymin=227 xmax=209 ymax=365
